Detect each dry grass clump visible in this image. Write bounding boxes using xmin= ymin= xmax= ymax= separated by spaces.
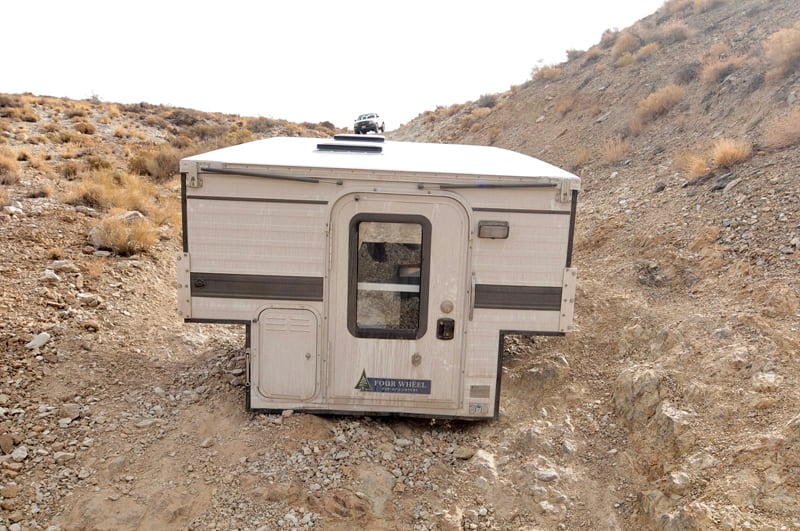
xmin=476 ymin=93 xmax=499 ymax=108
xmin=674 ymin=61 xmax=701 ymax=84
xmin=764 ymin=21 xmax=800 ymax=79
xmin=91 ymin=209 xmax=158 ymax=256
xmin=615 ymin=53 xmax=634 ymax=68
xmin=676 ymin=151 xmax=712 ymax=178
xmin=635 ymin=42 xmax=660 ymax=62
xmin=711 ymin=138 xmax=751 ymax=168
xmin=662 ymin=0 xmax=692 ymax=16
xmin=655 ymin=21 xmax=690 ymax=45
xmin=532 ymin=65 xmax=561 ymax=80
xmin=61 ymin=161 xmax=80 ymax=180
xmin=612 ymin=32 xmax=642 ymax=58
xmin=29 ymin=154 xmax=55 ymax=177
xmin=0 ymin=147 xmax=20 ymax=184
xmin=65 ymin=170 xmax=158 ymax=214
xmin=41 ymin=122 xmax=61 ymax=133
xmin=600 ymin=29 xmax=619 ymax=49
xmin=693 ymin=0 xmax=724 ymax=14
xmin=676 ymin=137 xmax=752 ymax=177
xmin=573 ymin=146 xmax=592 ymax=168
xmin=581 ymin=47 xmax=603 ymax=66
xmin=700 ymin=53 xmax=744 ymax=84
xmin=602 ymin=137 xmax=631 ymax=165
xmin=127 ymin=144 xmax=181 ymax=182
xmin=64 ymin=106 xmax=89 ymax=119
xmin=633 ymin=85 xmax=684 ymax=128
xmin=763 ymin=108 xmax=800 ymax=149
xmin=74 ymin=121 xmax=97 ymax=135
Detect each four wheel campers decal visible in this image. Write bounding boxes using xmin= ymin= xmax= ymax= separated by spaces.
xmin=355 ymin=369 xmax=431 ymax=395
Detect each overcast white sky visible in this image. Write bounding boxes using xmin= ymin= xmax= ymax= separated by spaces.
xmin=4 ymin=0 xmax=665 ymax=130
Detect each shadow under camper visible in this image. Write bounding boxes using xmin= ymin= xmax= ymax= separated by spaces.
xmin=177 ymin=134 xmax=579 ymax=419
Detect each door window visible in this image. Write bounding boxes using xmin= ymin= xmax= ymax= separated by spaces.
xmin=348 ymin=214 xmax=431 ymax=339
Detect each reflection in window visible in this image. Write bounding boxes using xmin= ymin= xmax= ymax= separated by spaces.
xmin=356 ymin=221 xmax=422 ymax=333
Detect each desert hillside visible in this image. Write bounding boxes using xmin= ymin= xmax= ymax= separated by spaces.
xmin=1 ymin=0 xmax=799 ymax=529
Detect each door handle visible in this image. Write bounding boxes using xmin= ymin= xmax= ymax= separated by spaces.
xmin=469 ymin=272 xmax=476 ymax=321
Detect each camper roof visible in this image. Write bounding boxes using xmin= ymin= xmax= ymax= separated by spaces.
xmin=181 ymin=136 xmax=580 ymax=190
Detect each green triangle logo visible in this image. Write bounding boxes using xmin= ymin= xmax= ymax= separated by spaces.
xmin=355 ymin=369 xmax=372 ymax=391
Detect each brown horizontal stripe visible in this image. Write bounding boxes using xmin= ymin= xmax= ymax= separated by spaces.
xmin=191 ymin=273 xmax=323 ymax=301
xmin=474 ymin=285 xmax=561 ymax=311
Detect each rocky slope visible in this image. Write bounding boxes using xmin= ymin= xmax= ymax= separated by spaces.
xmin=1 ymin=0 xmax=799 ymax=529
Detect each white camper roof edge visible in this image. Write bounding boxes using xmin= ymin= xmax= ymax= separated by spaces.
xmin=180 ymin=136 xmax=581 ymax=191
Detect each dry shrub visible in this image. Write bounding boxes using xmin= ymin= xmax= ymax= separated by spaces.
xmin=127 ymin=144 xmax=181 ymax=181
xmin=764 ymin=21 xmax=800 ymax=79
xmin=600 ymin=29 xmax=619 ymax=49
xmin=533 ymin=65 xmax=561 ymax=80
xmin=41 ymin=122 xmax=60 ymax=133
xmin=573 ymin=146 xmax=591 ymax=168
xmin=656 ymin=21 xmax=690 ymax=45
xmin=30 ymin=155 xmax=55 ymax=177
xmin=676 ymin=151 xmax=711 ymax=178
xmin=602 ymin=137 xmax=631 ymax=164
xmin=16 ymin=149 xmax=31 ymax=161
xmin=615 ymin=53 xmax=634 ymax=68
xmin=224 ymin=126 xmax=254 ymax=146
xmin=582 ymin=47 xmax=603 ymax=66
xmin=566 ymin=49 xmax=584 ymax=61
xmin=693 ymin=0 xmax=724 ymax=13
xmin=65 ymin=107 xmax=88 ymax=118
xmin=469 ymin=123 xmax=482 ymax=134
xmin=60 ymin=148 xmax=78 ymax=159
xmin=662 ymin=0 xmax=692 ymax=15
xmin=85 ymin=155 xmax=112 ymax=171
xmin=65 ymin=170 xmax=158 ymax=215
xmin=711 ymin=138 xmax=751 ymax=168
xmin=74 ymin=121 xmax=96 ymax=135
xmin=613 ymin=32 xmax=642 ymax=58
xmin=0 ymin=148 xmax=20 ymax=184
xmin=150 ymin=193 xmax=181 ymax=228
xmin=634 ymin=85 xmax=684 ymax=125
xmin=763 ymin=108 xmax=800 ymax=149
xmin=476 ymin=93 xmax=498 ymax=108
xmin=635 ymin=42 xmax=660 ymax=62
xmin=700 ymin=56 xmax=744 ymax=84
xmin=674 ymin=61 xmax=701 ymax=84
xmin=61 ymin=161 xmax=80 ymax=180
xmin=91 ymin=209 xmax=158 ymax=256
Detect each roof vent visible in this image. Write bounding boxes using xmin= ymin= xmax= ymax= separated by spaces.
xmin=317 ymin=142 xmax=382 ymax=153
xmin=333 ymin=134 xmax=385 ymax=143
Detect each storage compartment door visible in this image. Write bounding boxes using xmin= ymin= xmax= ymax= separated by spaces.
xmin=256 ymin=308 xmax=317 ymax=400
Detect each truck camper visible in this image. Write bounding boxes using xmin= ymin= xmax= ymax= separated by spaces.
xmin=177 ymin=134 xmax=579 ymax=419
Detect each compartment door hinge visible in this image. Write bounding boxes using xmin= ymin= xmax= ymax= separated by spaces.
xmin=176 ymin=252 xmax=192 ymax=319
xmin=559 ymin=267 xmax=578 ymax=332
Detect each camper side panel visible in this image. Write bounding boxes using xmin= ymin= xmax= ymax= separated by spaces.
xmin=184 ymin=175 xmax=328 ymax=321
xmin=459 ymin=186 xmax=576 ymax=403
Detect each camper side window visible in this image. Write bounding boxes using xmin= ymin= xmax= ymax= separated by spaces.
xmin=348 ymin=215 xmax=430 ymax=339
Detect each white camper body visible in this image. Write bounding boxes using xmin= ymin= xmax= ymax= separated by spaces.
xmin=178 ymin=135 xmax=579 ymax=419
